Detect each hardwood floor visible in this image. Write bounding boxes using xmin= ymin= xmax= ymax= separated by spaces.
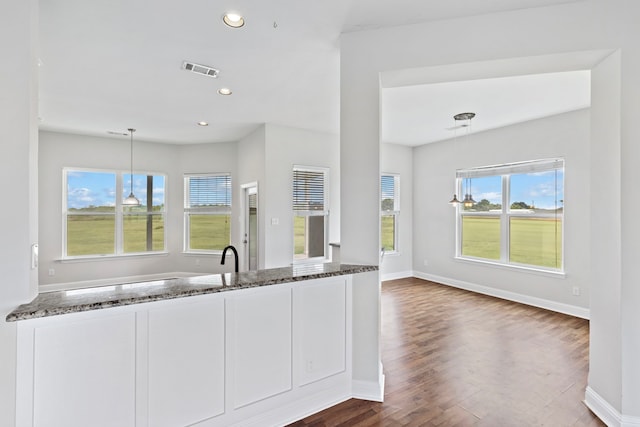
xmin=289 ymin=277 xmax=604 ymax=426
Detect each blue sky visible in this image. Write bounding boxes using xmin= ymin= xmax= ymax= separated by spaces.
xmin=67 ymin=171 xmax=165 ymax=209
xmin=465 ymin=170 xmax=564 ymax=210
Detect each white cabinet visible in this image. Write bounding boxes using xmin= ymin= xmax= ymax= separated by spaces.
xmin=147 ymin=297 xmax=225 ymax=427
xmin=30 ymin=313 xmax=136 ymax=427
xmin=16 ymin=275 xmax=354 ymax=427
xmin=294 ymin=278 xmax=347 ymax=386
xmin=226 ymin=286 xmax=292 ymax=409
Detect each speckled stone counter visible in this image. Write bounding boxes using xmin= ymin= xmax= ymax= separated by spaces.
xmin=6 ymin=263 xmax=377 ymax=322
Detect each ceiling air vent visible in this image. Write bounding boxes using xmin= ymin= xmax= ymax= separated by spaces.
xmin=182 ymin=61 xmax=219 ymax=78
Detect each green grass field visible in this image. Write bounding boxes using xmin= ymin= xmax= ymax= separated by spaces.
xmin=188 ymin=215 xmax=231 ymax=250
xmin=381 ymin=215 xmax=395 ymax=252
xmin=294 ymin=216 xmax=305 ymax=256
xmin=67 ymin=214 xmax=230 ymax=256
xmin=462 ymin=216 xmax=562 ymax=268
xmin=68 ymin=212 xmax=560 ymax=268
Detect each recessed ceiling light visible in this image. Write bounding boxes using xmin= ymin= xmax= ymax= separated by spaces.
xmin=197 ymin=121 xmax=209 ymax=126
xmin=217 ymin=88 xmax=232 ymax=96
xmin=223 ymin=12 xmax=244 ymax=28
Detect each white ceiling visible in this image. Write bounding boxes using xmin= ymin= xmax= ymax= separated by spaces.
xmin=38 ymin=0 xmax=586 ymax=145
xmin=382 ymin=70 xmax=591 ymax=146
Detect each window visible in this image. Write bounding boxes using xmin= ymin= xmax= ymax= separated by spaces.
xmin=184 ymin=174 xmax=232 ymax=252
xmin=293 ymin=166 xmax=329 ymax=261
xmin=381 ymin=174 xmax=400 ymax=253
xmin=64 ymin=169 xmax=166 ymax=257
xmin=456 ymin=159 xmax=564 ymax=272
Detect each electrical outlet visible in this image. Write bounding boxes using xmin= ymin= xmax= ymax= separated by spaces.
xmin=572 ymin=286 xmax=580 ymax=296
xmin=195 ymin=258 xmax=200 ymax=266
xmin=306 ymin=360 xmax=313 ymax=372
xmin=48 ymin=268 xmax=55 ymax=276
xmin=423 ymin=259 xmax=429 ymax=266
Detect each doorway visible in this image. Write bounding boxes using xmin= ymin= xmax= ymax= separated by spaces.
xmin=242 ymin=183 xmax=259 ymax=271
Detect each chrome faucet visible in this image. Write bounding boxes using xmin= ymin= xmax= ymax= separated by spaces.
xmin=221 ymin=245 xmax=239 ymax=273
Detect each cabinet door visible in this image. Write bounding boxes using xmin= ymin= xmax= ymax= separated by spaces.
xmin=294 ymin=278 xmax=347 ymax=385
xmin=148 ymin=297 xmax=225 ymax=427
xmin=227 ymin=287 xmax=292 ymax=408
xmin=33 ymin=313 xmax=136 ymax=427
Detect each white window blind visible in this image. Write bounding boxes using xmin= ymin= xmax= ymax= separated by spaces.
xmin=186 ymin=174 xmax=231 ymax=212
xmin=381 ymin=174 xmax=399 ymax=211
xmin=293 ymin=169 xmax=326 ymax=213
xmin=457 ymin=158 xmax=564 ymax=178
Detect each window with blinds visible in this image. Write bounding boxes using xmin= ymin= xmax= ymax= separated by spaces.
xmin=381 ymin=174 xmax=400 ymax=253
xmin=293 ymin=166 xmax=329 ymax=261
xmin=293 ymin=169 xmax=326 ymax=213
xmin=456 ymin=158 xmax=564 ymax=272
xmin=184 ymin=174 xmax=232 ymax=252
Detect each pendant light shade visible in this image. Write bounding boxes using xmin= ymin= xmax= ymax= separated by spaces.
xmin=123 ymin=128 xmax=140 ymax=206
xmin=448 ymin=113 xmax=476 ymax=206
xmin=463 ymin=193 xmax=476 ymax=208
xmin=461 ymin=177 xmax=476 ymax=208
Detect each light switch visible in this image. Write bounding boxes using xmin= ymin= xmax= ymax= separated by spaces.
xmin=271 ymin=218 xmax=279 ymax=225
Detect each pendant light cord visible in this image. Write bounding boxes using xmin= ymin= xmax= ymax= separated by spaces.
xmin=128 ymin=128 xmax=135 ymax=195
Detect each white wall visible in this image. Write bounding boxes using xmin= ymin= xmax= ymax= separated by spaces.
xmin=340 ymin=33 xmax=383 ymax=397
xmin=340 ymin=0 xmax=640 ymax=419
xmin=380 ymin=143 xmax=413 ymax=280
xmin=0 ymin=1 xmax=38 ymax=424
xmin=413 ymin=110 xmax=591 ymax=312
xmin=38 ymin=131 xmax=240 ymax=285
xmin=589 ymin=50 xmax=622 ymax=416
xmin=263 ymin=124 xmax=340 ymax=268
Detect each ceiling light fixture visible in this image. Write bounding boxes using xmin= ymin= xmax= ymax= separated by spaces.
xmin=449 ymin=112 xmax=476 ymax=207
xmin=223 ymin=12 xmax=244 ymax=28
xmin=123 ymin=128 xmax=140 ymax=206
xmin=217 ymin=88 xmax=232 ymax=96
xmin=197 ymin=121 xmax=209 ymax=126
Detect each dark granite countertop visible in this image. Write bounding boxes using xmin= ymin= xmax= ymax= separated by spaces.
xmin=6 ymin=263 xmax=377 ymax=322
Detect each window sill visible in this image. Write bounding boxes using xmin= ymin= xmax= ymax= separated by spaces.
xmin=182 ymin=251 xmax=223 ymax=256
xmin=58 ymin=252 xmax=169 ymax=263
xmin=454 ymin=256 xmax=566 ymax=278
xmin=293 ymin=256 xmax=330 ymax=265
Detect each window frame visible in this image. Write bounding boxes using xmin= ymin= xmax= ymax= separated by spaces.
xmin=183 ymin=173 xmax=232 ymax=254
xmin=455 ymin=159 xmax=564 ymax=273
xmin=62 ymin=167 xmax=167 ymax=259
xmin=292 ymin=165 xmax=329 ymax=263
xmin=381 ymin=173 xmax=400 ymax=255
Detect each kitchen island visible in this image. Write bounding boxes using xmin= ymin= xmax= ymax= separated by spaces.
xmin=9 ymin=263 xmax=378 ymax=427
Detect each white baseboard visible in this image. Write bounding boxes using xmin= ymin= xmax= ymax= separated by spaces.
xmin=624 ymin=414 xmax=640 ymax=427
xmin=585 ymin=387 xmax=640 ymax=427
xmin=234 ymin=388 xmax=352 ymax=427
xmin=585 ymin=386 xmax=621 ymax=427
xmin=413 ymin=271 xmax=590 ymax=319
xmin=381 ymin=270 xmax=413 ymax=281
xmin=352 ymin=374 xmax=385 ymax=402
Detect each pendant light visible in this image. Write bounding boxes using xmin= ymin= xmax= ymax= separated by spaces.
xmin=449 ymin=112 xmax=476 ymax=207
xmin=462 ymin=177 xmax=476 ymax=208
xmin=123 ymin=128 xmax=140 ymax=206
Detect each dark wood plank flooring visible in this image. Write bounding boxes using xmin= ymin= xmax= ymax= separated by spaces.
xmin=289 ymin=277 xmax=604 ymax=426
